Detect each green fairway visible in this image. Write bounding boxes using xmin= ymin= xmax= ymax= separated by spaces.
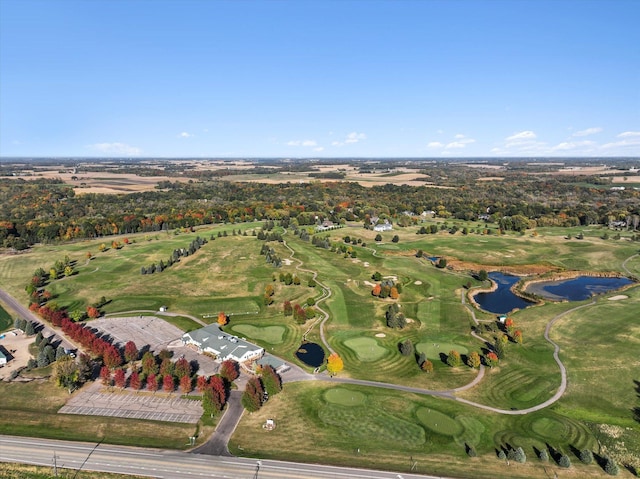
xmin=324 ymin=388 xmax=366 ymax=406
xmin=415 ymin=342 xmax=469 ymax=360
xmin=230 ymin=324 xmax=286 ymax=344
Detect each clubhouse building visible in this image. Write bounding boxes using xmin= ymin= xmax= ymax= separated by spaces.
xmin=182 ymin=324 xmax=264 ymax=363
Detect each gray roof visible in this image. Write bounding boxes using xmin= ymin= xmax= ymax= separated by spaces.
xmin=183 ymin=324 xmax=263 ymax=360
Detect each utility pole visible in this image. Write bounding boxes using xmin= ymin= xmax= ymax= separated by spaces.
xmin=52 ymin=451 xmax=59 ymax=478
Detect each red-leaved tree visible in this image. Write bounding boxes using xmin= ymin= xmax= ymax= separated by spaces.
xmin=163 ymin=374 xmax=175 ymax=392
xmin=124 ymin=341 xmax=139 ymax=363
xmin=129 ymin=371 xmax=141 ymax=391
xmin=114 ymin=368 xmax=126 ymax=389
xmin=146 ymin=373 xmax=158 ymax=391
xmin=219 ymin=359 xmax=239 ymax=383
xmin=180 ymin=375 xmax=192 ymax=394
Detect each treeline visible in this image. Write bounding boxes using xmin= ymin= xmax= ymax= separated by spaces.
xmin=2 ymin=169 xmax=639 ymax=247
xmin=141 ymin=236 xmax=207 ymax=275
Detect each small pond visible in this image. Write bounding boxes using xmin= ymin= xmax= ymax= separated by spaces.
xmin=295 ymin=342 xmax=325 ymax=367
xmin=474 ymin=272 xmax=535 ymax=315
xmin=524 ymin=276 xmax=634 ymax=301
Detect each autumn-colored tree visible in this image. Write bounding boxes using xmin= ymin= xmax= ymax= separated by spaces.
xmin=421 ymin=359 xmax=434 ymax=373
xmin=162 ymin=374 xmax=175 ymax=392
xmin=159 ymin=357 xmax=175 ymax=377
xmin=467 ymin=351 xmax=481 ymax=369
xmin=174 ymin=357 xmax=191 ymax=379
xmin=283 ymin=300 xmax=293 ymax=316
xmin=103 ymin=346 xmax=123 ymax=370
xmin=326 ymin=353 xmax=344 ymax=376
xmin=513 ymin=330 xmax=523 ymax=344
xmin=260 ymin=365 xmax=282 ymax=396
xmin=446 ymin=350 xmax=462 ymax=368
xmin=217 ymin=311 xmax=228 ymax=326
xmin=371 ymin=284 xmax=381 ymax=296
xmin=180 ymin=375 xmax=192 ymax=394
xmin=141 ymin=352 xmax=158 ymax=375
xmin=129 ymin=370 xmax=141 ymax=391
xmin=146 ymin=373 xmax=158 ymax=391
xmin=485 ymin=352 xmax=499 ymax=368
xmin=52 ymin=355 xmax=81 ymax=393
xmin=197 ymin=375 xmax=209 ymax=392
xmin=504 ymin=317 xmax=515 ymax=334
xmin=99 ymin=366 xmax=111 ymax=386
xmin=241 ymin=377 xmax=264 ymax=412
xmin=203 ymin=376 xmax=227 ymax=416
xmin=114 ymin=368 xmax=126 ymax=389
xmin=219 ymin=359 xmax=239 ymax=383
xmin=98 ymin=243 xmax=106 ymax=252
xmin=265 ymin=284 xmax=274 ymax=297
xmin=64 ymin=265 xmax=74 ymax=277
xmin=209 ymin=375 xmax=227 ymax=408
xmin=123 ymin=238 xmax=129 ymax=244
xmin=389 ymin=287 xmax=399 ymax=299
xmin=85 ymin=251 xmax=92 ymax=260
xmin=86 ymin=306 xmax=100 ymax=319
xmin=124 ymin=341 xmax=139 ymax=363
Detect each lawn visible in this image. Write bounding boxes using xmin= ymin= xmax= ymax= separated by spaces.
xmin=0 ymin=301 xmax=13 ymax=331
xmin=1 ymin=220 xmax=639 ymax=477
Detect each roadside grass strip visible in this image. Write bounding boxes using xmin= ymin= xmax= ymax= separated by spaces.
xmin=343 ymin=337 xmax=387 ymax=362
xmin=231 ymin=324 xmax=286 ymax=344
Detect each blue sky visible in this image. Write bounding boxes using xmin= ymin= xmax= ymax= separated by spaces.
xmin=1 ymin=0 xmax=639 ymax=158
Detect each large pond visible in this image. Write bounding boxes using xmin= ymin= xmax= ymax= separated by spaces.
xmin=295 ymin=342 xmax=325 ymax=367
xmin=473 ymin=272 xmax=534 ymax=315
xmin=524 ymin=276 xmax=634 ymax=301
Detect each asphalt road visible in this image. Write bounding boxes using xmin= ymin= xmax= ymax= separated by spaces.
xmin=0 ymin=434 xmax=450 ymax=479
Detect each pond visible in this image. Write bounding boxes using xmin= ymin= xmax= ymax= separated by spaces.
xmin=524 ymin=276 xmax=634 ymax=301
xmin=295 ymin=342 xmax=325 ymax=367
xmin=473 ymin=272 xmax=535 ymax=315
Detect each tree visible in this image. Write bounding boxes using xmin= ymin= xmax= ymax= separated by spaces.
xmin=219 ymin=359 xmax=239 ymax=383
xmin=421 ymin=358 xmax=433 ymax=373
xmin=478 ymin=269 xmax=488 ymax=282
xmin=114 ymin=368 xmax=126 ymax=388
xmin=180 ymin=375 xmax=193 ymax=394
xmin=579 ymin=449 xmax=593 ymax=464
xmin=437 ymin=258 xmax=447 ymax=268
xmin=372 ymin=271 xmax=382 ymax=281
xmin=25 ymin=321 xmax=35 ymax=336
xmin=513 ymin=446 xmax=526 ymax=463
xmin=558 ymin=454 xmax=571 ymax=468
xmin=52 ymin=355 xmax=81 ymax=393
xmin=391 ymin=235 xmax=399 ymax=243
xmin=86 ymin=306 xmax=100 ymax=319
xmin=103 ymin=346 xmax=122 ymax=369
xmin=399 ymin=339 xmax=413 ymax=356
xmin=146 ymin=373 xmax=158 ymax=391
xmin=64 ymin=265 xmax=74 ymax=277
xmin=447 ymin=350 xmax=462 ymax=368
xmin=467 ymin=351 xmax=481 ymax=369
xmin=389 ymin=287 xmax=399 ymax=299
xmin=604 ymin=456 xmax=619 ymax=476
xmin=159 ymin=357 xmax=175 ymax=377
xmin=513 ymin=330 xmax=523 ymax=344
xmin=372 ymin=284 xmax=381 ymax=296
xmin=416 ymin=249 xmax=423 ymax=258
xmin=283 ymin=300 xmax=293 ymax=316
xmin=174 ymin=357 xmax=191 ymax=379
xmin=162 ymin=374 xmax=175 ymax=392
xmin=99 ymin=366 xmax=111 ymax=386
xmin=124 ymin=341 xmax=139 ymax=363
xmin=326 ymin=353 xmax=344 ymax=376
xmin=129 ymin=370 xmax=141 ymax=391
xmin=217 ymin=311 xmax=228 ymax=326
xmin=504 ymin=317 xmax=515 ymax=334
xmin=141 ymin=351 xmax=158 ymax=375
xmin=485 ymin=352 xmax=499 ymax=368
xmin=375 ymin=234 xmax=382 ymax=242
xmin=260 ymin=365 xmax=282 ymax=396
xmin=197 ymin=375 xmax=209 ymax=392
xmin=241 ymin=377 xmax=264 ymax=412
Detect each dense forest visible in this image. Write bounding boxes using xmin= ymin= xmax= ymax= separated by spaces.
xmin=1 ymin=159 xmax=639 ymax=249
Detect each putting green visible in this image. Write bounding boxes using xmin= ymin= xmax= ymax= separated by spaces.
xmin=231 ymin=324 xmax=285 ymax=344
xmin=343 ymin=337 xmax=387 ymax=362
xmin=324 ymin=388 xmax=366 ymax=407
xmin=416 ymin=407 xmax=463 ymax=436
xmin=415 ymin=342 xmax=468 ymax=360
xmin=531 ymin=417 xmax=567 ymax=438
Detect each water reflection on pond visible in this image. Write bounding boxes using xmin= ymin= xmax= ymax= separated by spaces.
xmin=524 ymin=276 xmax=634 ymax=301
xmin=295 ymin=342 xmax=325 ymax=367
xmin=473 ymin=272 xmax=534 ymax=315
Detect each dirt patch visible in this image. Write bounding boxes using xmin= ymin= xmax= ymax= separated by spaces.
xmin=0 ymin=330 xmax=33 ymax=380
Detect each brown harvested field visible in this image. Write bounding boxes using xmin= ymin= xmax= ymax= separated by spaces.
xmin=476 ymin=176 xmax=504 ymax=181
xmin=611 ymin=175 xmax=640 ymax=183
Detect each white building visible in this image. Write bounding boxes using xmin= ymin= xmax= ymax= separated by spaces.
xmin=182 ymin=324 xmax=264 ymax=363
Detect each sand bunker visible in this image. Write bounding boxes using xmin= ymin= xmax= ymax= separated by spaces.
xmin=363 ymin=262 xmax=370 ymax=267
xmin=414 ymin=280 xmax=423 ymax=285
xmin=375 ymin=333 xmax=386 ymax=338
xmin=282 ymin=259 xmax=293 ymax=265
xmin=608 ymin=295 xmax=628 ymax=301
xmin=363 ymin=280 xmax=376 ymax=287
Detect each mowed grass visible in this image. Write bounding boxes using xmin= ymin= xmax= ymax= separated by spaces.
xmin=230 ymin=324 xmax=286 ymax=344
xmin=0 ymin=301 xmax=13 ymax=331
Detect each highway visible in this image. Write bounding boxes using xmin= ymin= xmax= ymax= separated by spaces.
xmin=0 ymin=435 xmax=448 ymax=479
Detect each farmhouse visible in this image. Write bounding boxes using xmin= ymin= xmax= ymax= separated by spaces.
xmin=182 ymin=324 xmax=264 ymax=363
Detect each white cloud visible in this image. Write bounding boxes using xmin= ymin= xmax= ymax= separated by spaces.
xmin=572 ymin=127 xmax=602 ymax=137
xmin=617 ymin=131 xmax=640 ymax=138
xmin=445 ymin=138 xmax=476 ymax=149
xmin=332 ymin=132 xmax=367 ymax=147
xmin=287 ymin=139 xmax=317 ymax=147
xmin=314 ymin=147 xmax=325 ymax=152
xmin=601 ymin=138 xmax=640 ymax=150
xmin=506 ymin=131 xmax=537 ymax=142
xmin=550 ymin=140 xmax=596 ymax=152
xmin=87 ymin=142 xmax=142 ymax=156
xmin=427 ymin=141 xmax=444 ymax=148
xmin=178 ymin=132 xmax=194 ymax=138
xmin=454 ymin=133 xmax=465 ymax=139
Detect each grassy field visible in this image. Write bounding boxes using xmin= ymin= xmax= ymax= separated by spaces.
xmin=0 ymin=301 xmax=12 ymax=332
xmin=1 ymin=219 xmax=639 ymax=477
xmin=1 ymin=463 xmax=152 ymax=479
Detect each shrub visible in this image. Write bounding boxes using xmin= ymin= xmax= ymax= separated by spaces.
xmin=497 ymin=450 xmax=507 ymax=460
xmin=579 ymin=449 xmax=593 ymax=464
xmin=558 ymin=454 xmax=571 ymax=468
xmin=539 ymin=449 xmax=549 ymax=462
xmin=513 ymin=446 xmax=526 ymax=463
xmin=466 ymin=445 xmax=477 ymax=457
xmin=604 ymin=457 xmax=619 ymax=476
